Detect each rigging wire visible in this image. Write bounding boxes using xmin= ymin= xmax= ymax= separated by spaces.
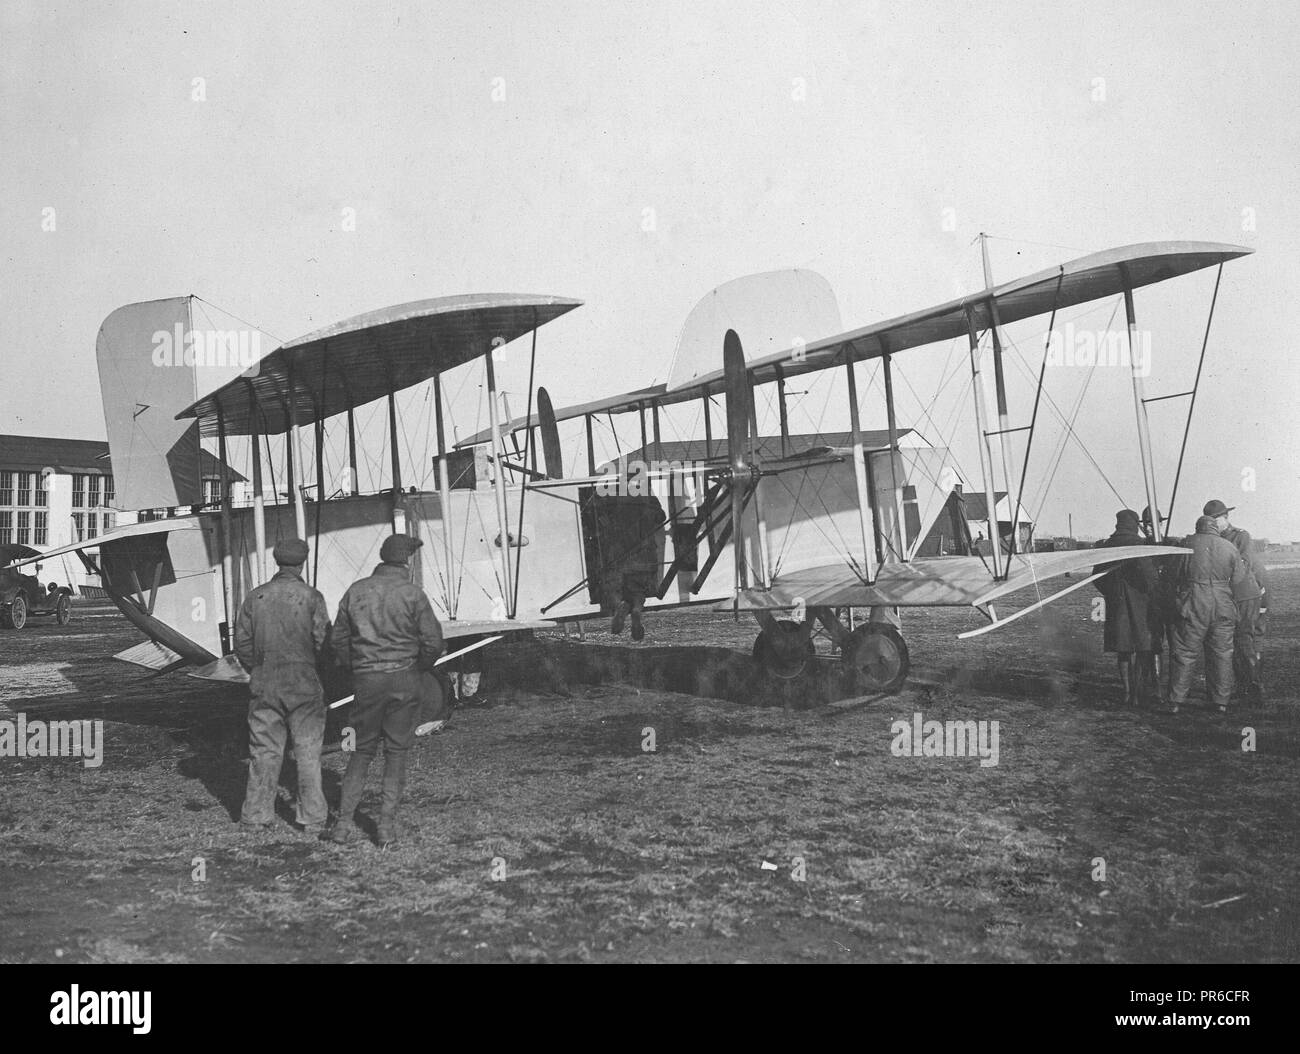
xmin=1165 ymin=264 xmax=1223 ymax=538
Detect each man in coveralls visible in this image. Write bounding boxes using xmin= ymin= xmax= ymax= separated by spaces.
xmin=1167 ymin=515 xmax=1249 ymax=714
xmin=329 ymin=534 xmax=443 ymax=847
xmin=1204 ymin=499 xmax=1268 ymax=706
xmin=234 ymin=538 xmax=331 ymax=833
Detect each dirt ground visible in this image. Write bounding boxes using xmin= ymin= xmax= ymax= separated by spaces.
xmin=1 ymin=560 xmax=1296 ymax=963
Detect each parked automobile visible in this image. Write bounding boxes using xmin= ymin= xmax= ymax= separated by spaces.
xmin=0 ymin=543 xmax=73 ymax=629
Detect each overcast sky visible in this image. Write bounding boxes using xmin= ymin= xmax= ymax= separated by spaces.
xmin=3 ymin=0 xmax=1297 ymax=540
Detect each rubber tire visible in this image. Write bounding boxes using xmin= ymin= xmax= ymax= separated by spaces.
xmin=4 ymin=594 xmax=28 ymax=630
xmin=753 ymin=620 xmax=816 ymax=680
xmin=56 ymin=593 xmax=72 ymax=626
xmin=843 ymin=623 xmax=909 ymax=692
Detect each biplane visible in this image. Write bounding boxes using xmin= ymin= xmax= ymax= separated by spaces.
xmin=18 ymin=239 xmax=1251 ymax=696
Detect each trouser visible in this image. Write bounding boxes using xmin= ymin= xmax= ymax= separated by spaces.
xmin=1118 ymin=651 xmax=1161 ymax=704
xmin=618 ymin=570 xmax=655 ymax=613
xmin=1169 ymin=592 xmax=1236 ymax=707
xmin=1232 ymin=597 xmax=1264 ymax=698
xmin=336 ymin=666 xmax=423 ymax=831
xmin=241 ymin=665 xmax=326 ymax=826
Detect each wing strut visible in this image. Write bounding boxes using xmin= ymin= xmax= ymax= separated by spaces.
xmin=484 ymin=346 xmax=514 ymax=614
xmin=980 ymin=235 xmax=1019 ymax=558
xmin=842 ymin=343 xmax=879 ymax=584
xmin=287 ymin=353 xmax=309 ymax=539
xmin=1120 ymin=264 xmax=1162 ymax=536
xmin=1164 ymin=263 xmax=1223 ymax=540
xmin=433 ymin=365 xmax=457 ymax=618
xmin=510 ymin=315 xmax=540 ymax=617
xmin=963 ymin=307 xmax=1002 ymax=579
xmin=215 ymin=396 xmax=237 ymax=640
xmin=245 ymin=378 xmax=269 ymax=586
xmin=880 ymin=343 xmax=908 ymax=562
xmin=1012 ymin=268 xmax=1065 ymax=559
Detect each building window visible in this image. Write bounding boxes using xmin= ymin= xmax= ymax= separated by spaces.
xmin=0 ymin=472 xmax=12 ymax=506
xmin=104 ymin=475 xmax=115 ymax=506
xmin=72 ymin=512 xmax=84 ymax=542
xmin=33 ymin=512 xmax=47 ymax=546
xmin=72 ymin=474 xmax=85 ymax=508
xmin=87 ymin=474 xmax=101 ymax=508
xmin=0 ymin=511 xmax=11 ymax=544
xmin=85 ymin=512 xmax=98 ymax=539
xmin=102 ymin=512 xmax=115 ymax=533
xmin=203 ymin=478 xmax=223 ymax=506
xmin=17 ymin=472 xmax=32 ymax=506
xmin=35 ymin=472 xmax=47 ymax=507
xmin=17 ymin=511 xmax=30 ymax=544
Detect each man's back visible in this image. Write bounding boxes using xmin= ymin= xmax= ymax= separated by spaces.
xmin=235 ymin=570 xmax=328 ymax=669
xmin=1220 ymin=524 xmax=1266 ymax=597
xmin=1181 ymin=531 xmax=1246 ymax=591
xmin=335 ymin=564 xmax=443 ymax=674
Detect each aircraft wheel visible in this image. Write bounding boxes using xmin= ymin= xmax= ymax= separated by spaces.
xmin=753 ymin=620 xmax=815 ymax=680
xmin=56 ymin=594 xmax=72 ymax=626
xmin=2 ymin=595 xmax=28 ymax=630
xmin=843 ymin=623 xmax=909 ymax=692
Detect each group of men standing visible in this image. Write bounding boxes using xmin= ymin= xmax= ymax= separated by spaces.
xmin=232 ymin=533 xmax=445 ymax=846
xmin=1094 ymin=499 xmax=1267 ymax=713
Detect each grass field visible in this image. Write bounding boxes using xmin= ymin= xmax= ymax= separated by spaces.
xmin=0 ymin=564 xmax=1296 ymax=963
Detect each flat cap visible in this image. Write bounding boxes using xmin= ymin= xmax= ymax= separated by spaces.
xmin=380 ymin=534 xmax=423 ymax=563
xmin=1203 ymin=499 xmax=1234 ymax=517
xmin=273 ymin=538 xmax=309 ymax=565
xmin=1115 ymin=509 xmax=1141 ymax=530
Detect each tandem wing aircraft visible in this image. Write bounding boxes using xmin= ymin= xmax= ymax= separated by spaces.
xmin=20 ymin=239 xmax=1250 ymax=695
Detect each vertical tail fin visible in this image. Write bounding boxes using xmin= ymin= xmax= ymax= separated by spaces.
xmin=96 ymin=297 xmax=274 ymax=510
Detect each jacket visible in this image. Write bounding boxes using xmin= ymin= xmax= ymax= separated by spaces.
xmin=1092 ymin=528 xmax=1162 ymax=651
xmin=1173 ymin=526 xmax=1249 ymax=617
xmin=333 ymin=563 xmax=444 ymax=675
xmin=234 ymin=568 xmax=329 ymax=670
xmin=1220 ymin=524 xmax=1266 ymax=601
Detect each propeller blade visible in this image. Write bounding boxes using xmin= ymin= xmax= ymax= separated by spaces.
xmin=537 ymin=386 xmax=563 ymax=479
xmin=723 ymin=330 xmax=750 ymax=591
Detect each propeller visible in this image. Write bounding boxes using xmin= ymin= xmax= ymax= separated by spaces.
xmin=723 ymin=330 xmax=753 ymax=592
xmin=536 ymin=386 xmax=563 ymax=479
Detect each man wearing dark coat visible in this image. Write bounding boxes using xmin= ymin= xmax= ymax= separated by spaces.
xmin=599 ymin=495 xmax=663 ymax=642
xmin=1093 ymin=510 xmax=1163 ymax=707
xmin=329 ymin=534 xmax=443 ymax=847
xmin=234 ymin=538 xmax=331 ymax=833
xmin=1168 ymin=515 xmax=1249 ymax=713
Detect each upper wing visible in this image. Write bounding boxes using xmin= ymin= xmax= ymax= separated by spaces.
xmin=460 ymin=241 xmax=1251 ymax=449
xmin=176 ymin=293 xmax=583 ymax=437
xmin=670 ymin=241 xmax=1250 ymax=395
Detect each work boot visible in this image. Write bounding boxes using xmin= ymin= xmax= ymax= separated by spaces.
xmin=376 ymin=820 xmax=400 ymax=849
xmin=377 ymin=751 xmax=409 ymax=848
xmin=327 ymin=819 xmax=363 ymax=844
xmin=1116 ymin=661 xmax=1134 ymax=708
xmin=630 ymin=610 xmax=644 ymax=642
xmin=329 ymin=752 xmax=372 ymax=843
xmin=610 ymin=600 xmax=629 ymax=635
